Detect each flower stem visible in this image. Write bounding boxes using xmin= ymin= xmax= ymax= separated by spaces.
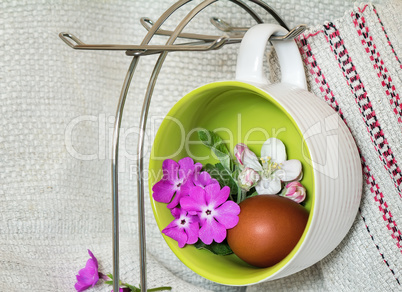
xmin=239 ymin=189 xmax=247 ymax=203
xmin=236 ymin=185 xmax=242 ymax=204
xmin=99 ymin=272 xmax=110 ymax=281
xmin=147 ymin=287 xmax=172 ymax=291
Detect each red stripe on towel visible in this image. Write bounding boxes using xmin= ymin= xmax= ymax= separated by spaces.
xmin=372 ymin=6 xmax=402 ymax=69
xmin=352 ymin=10 xmax=402 ymax=124
xmin=298 ymin=37 xmax=345 ymax=121
xmin=323 ymin=22 xmax=402 ymax=253
xmin=361 ymin=156 xmax=402 ymax=252
xmin=324 ymin=22 xmax=402 ymax=196
xmin=298 ymin=30 xmax=324 ymax=41
xmin=360 ymin=207 xmax=401 ymax=285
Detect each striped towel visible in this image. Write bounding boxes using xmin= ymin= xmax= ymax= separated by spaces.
xmin=248 ymin=2 xmax=402 ymax=291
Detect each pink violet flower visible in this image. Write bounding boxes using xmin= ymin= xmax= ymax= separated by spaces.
xmin=162 ymin=209 xmax=200 ymax=248
xmin=180 ymin=184 xmax=240 ymax=245
xmin=282 ymin=181 xmax=306 ymax=203
xmin=152 ymin=157 xmax=202 ymax=209
xmin=193 ymin=171 xmax=219 ymax=189
xmin=75 ymin=250 xmax=103 ymax=291
xmin=170 ymin=207 xmax=181 ymax=219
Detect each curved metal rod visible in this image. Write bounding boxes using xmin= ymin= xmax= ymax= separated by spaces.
xmin=139 ymin=0 xmax=264 ymax=42
xmin=136 ymin=1 xmax=219 ymax=291
xmin=111 ymin=1 xmax=193 ymax=292
xmin=111 ymin=56 xmax=139 ymax=292
xmin=247 ymin=0 xmax=290 ymax=30
xmin=229 ymin=0 xmax=264 ymax=23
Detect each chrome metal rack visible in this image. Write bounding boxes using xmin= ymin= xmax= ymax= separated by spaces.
xmin=59 ymin=1 xmax=306 ymax=291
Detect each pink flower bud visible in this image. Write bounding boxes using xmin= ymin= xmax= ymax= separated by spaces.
xmin=234 ymin=143 xmax=248 ymax=166
xmin=283 ymin=181 xmax=306 ymax=203
xmin=238 ymin=167 xmax=260 ymax=191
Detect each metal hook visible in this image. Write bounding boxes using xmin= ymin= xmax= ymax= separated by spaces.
xmin=210 ymin=17 xmax=307 ymax=41
xmin=59 ymin=31 xmax=230 ymax=54
xmin=210 ymin=16 xmax=249 ymax=33
xmin=126 ymin=35 xmax=229 ymax=56
xmin=141 ymin=16 xmax=307 ymax=43
xmin=140 ymin=17 xmax=221 ymax=41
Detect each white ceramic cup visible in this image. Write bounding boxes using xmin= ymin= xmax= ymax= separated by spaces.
xmin=149 ymin=23 xmax=363 ymax=284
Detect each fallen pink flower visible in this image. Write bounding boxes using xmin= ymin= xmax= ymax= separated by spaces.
xmin=75 ymin=250 xmax=101 ymax=291
xmin=111 ymin=288 xmax=130 ymax=292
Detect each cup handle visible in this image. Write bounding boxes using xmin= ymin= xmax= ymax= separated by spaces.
xmin=235 ymin=23 xmax=307 ymax=90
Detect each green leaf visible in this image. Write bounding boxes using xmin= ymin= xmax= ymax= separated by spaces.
xmin=194 ymin=240 xmax=233 ymax=255
xmin=147 ymin=287 xmax=172 ymax=291
xmin=107 ymin=273 xmax=113 ymax=279
xmin=247 ymin=190 xmax=259 ymax=198
xmin=125 ymin=283 xmax=140 ymax=292
xmin=204 ymin=163 xmax=238 ymax=196
xmin=215 ymin=163 xmax=238 ymax=193
xmin=198 ymin=129 xmax=232 ymax=172
xmin=104 ymin=280 xmax=113 ymax=285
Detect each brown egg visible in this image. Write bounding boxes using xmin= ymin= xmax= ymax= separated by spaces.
xmin=227 ymin=195 xmax=309 ymax=268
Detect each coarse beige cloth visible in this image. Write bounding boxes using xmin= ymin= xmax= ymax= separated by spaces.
xmin=1 ymin=0 xmax=401 ymax=291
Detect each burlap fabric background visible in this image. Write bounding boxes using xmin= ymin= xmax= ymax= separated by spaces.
xmin=1 ymin=0 xmax=401 ymax=291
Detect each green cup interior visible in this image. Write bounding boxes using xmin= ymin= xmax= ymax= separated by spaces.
xmin=149 ymin=81 xmax=314 ymax=285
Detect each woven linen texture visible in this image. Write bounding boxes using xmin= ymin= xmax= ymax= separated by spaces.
xmin=252 ymin=1 xmax=402 ymax=291
xmin=0 ymin=0 xmax=400 ymax=291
